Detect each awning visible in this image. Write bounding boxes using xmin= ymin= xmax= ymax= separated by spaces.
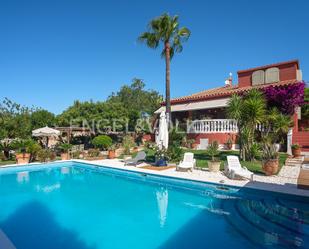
xmin=154 ymin=98 xmax=230 ymax=114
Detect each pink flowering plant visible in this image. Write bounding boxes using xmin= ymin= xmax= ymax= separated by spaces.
xmin=263 ymin=81 xmax=305 ymax=115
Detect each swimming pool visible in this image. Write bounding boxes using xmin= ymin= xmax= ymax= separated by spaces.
xmin=0 ymin=161 xmax=308 ymax=249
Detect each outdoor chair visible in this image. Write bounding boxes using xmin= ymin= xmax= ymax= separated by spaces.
xmin=225 ymin=156 xmax=254 ymax=181
xmin=177 ymin=153 xmax=196 ymax=172
xmin=124 ymin=151 xmax=147 ymax=166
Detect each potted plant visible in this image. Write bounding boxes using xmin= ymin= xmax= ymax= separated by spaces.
xmin=187 ymin=138 xmax=196 ymax=149
xmin=262 ymin=141 xmax=279 ymax=176
xmin=291 ymin=144 xmax=301 ymax=157
xmin=85 ymin=148 xmax=102 ymax=160
xmin=122 ymin=135 xmax=135 ymax=159
xmin=154 ymin=146 xmax=168 ymax=166
xmin=72 ymin=150 xmax=82 ymax=159
xmin=226 ymin=137 xmax=233 ymax=150
xmin=27 ymin=141 xmax=42 ymax=162
xmin=12 ymin=139 xmax=32 ymax=164
xmin=108 ymin=144 xmax=117 ymax=159
xmin=37 ymin=148 xmax=55 ymax=163
xmin=92 ymin=135 xmax=113 ymax=156
xmin=206 ymin=141 xmax=221 ymax=172
xmin=59 ymin=143 xmax=72 ymax=160
xmin=142 ymin=134 xmax=152 ymax=142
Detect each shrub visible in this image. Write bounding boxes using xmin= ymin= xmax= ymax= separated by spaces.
xmin=37 ymin=149 xmax=52 ymax=163
xmin=169 ymin=127 xmax=185 ymax=146
xmin=249 ymin=143 xmax=261 ymax=161
xmin=27 ymin=141 xmax=42 ymax=162
xmin=122 ymin=135 xmax=135 ymax=155
xmin=88 ymin=148 xmax=100 ymax=157
xmin=72 ymin=151 xmax=82 ymax=159
xmin=92 ymin=135 xmax=113 ymax=150
xmin=167 ymin=144 xmax=184 ymax=163
xmin=0 ymin=152 xmax=5 ymax=161
xmin=59 ymin=143 xmax=72 ymax=153
xmin=206 ymin=141 xmax=219 ymax=161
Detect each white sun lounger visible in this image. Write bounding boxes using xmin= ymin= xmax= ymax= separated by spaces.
xmin=225 ymin=156 xmax=254 ymax=181
xmin=177 ymin=153 xmax=196 ymax=172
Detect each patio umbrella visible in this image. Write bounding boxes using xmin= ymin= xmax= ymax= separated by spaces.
xmin=156 ymin=187 xmax=169 ymax=228
xmin=157 ymin=112 xmax=169 ymax=149
xmin=32 ymin=126 xmax=60 ymax=148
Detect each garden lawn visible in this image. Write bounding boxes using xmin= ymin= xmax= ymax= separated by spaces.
xmin=144 ymin=148 xmax=288 ymax=175
xmin=0 ymin=160 xmax=16 ymax=166
xmin=184 ymin=149 xmax=287 ymax=174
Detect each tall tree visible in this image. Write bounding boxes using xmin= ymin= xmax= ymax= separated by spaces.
xmin=138 ymin=13 xmax=190 ymax=121
xmin=108 ymin=78 xmax=162 ymax=115
xmin=31 ymin=109 xmax=56 ymax=130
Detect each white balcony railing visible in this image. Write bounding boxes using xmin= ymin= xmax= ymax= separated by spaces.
xmin=188 ymin=119 xmax=238 ymax=134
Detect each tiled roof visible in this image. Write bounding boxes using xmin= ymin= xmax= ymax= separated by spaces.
xmin=170 ymin=79 xmax=299 ymax=104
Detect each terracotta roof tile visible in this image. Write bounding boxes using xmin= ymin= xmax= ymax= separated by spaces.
xmin=170 ymin=79 xmax=299 ymax=104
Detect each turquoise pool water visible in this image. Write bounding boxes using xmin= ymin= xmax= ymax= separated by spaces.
xmin=0 ymin=162 xmax=309 ymax=249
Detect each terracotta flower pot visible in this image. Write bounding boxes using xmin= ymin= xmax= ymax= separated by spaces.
xmin=292 ymin=148 xmax=301 ymax=158
xmin=108 ymin=150 xmax=116 ymax=159
xmin=208 ymin=161 xmax=221 ymax=172
xmin=61 ymin=153 xmax=70 ymax=160
xmin=142 ymin=134 xmax=152 ymax=142
xmin=15 ymin=153 xmax=31 ymax=164
xmin=262 ymin=159 xmax=279 ymax=176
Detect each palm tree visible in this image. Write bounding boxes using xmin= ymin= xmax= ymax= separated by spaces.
xmin=138 ymin=13 xmax=191 ymax=121
xmin=227 ymin=90 xmax=266 ymax=161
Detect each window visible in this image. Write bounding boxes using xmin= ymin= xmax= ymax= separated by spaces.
xmin=265 ymin=67 xmax=279 ymax=83
xmin=252 ymin=70 xmax=265 ymax=85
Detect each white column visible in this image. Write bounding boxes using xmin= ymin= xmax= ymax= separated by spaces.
xmin=287 ymin=128 xmax=293 ymax=155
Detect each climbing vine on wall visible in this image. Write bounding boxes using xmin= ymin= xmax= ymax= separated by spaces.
xmin=263 ymin=81 xmax=305 ymax=115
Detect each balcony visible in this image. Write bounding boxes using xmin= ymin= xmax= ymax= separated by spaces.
xmin=187 ymin=119 xmax=238 ymax=134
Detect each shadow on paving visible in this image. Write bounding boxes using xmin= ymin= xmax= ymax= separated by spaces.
xmin=0 ymin=201 xmax=96 ymax=249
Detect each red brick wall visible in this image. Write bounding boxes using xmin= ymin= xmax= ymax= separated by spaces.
xmin=292 ymin=112 xmax=309 ymax=151
xmin=238 ymin=71 xmax=254 ymax=88
xmin=293 ymin=132 xmax=309 ymax=152
xmin=187 ymin=133 xmax=238 ymax=145
xmin=238 ymin=62 xmax=298 ymax=88
xmin=280 ymin=63 xmax=297 ymax=81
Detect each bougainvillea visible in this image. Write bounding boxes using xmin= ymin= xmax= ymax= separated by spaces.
xmin=263 ymin=81 xmax=305 ymax=115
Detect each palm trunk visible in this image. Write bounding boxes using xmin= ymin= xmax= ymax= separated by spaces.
xmin=165 ymin=41 xmax=171 ymax=124
xmin=238 ymin=125 xmax=245 ymax=161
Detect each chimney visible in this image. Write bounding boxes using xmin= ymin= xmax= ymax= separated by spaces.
xmin=225 ymin=72 xmax=233 ymax=87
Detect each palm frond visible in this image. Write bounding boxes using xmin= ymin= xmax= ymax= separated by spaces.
xmin=138 ymin=32 xmax=159 ymax=49
xmin=227 ymin=94 xmax=243 ymax=120
xmin=139 ymin=13 xmax=191 ymax=59
xmin=178 ymin=27 xmax=191 ymax=41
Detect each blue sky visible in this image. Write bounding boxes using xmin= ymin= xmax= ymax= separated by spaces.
xmin=0 ymin=0 xmax=308 ymax=114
